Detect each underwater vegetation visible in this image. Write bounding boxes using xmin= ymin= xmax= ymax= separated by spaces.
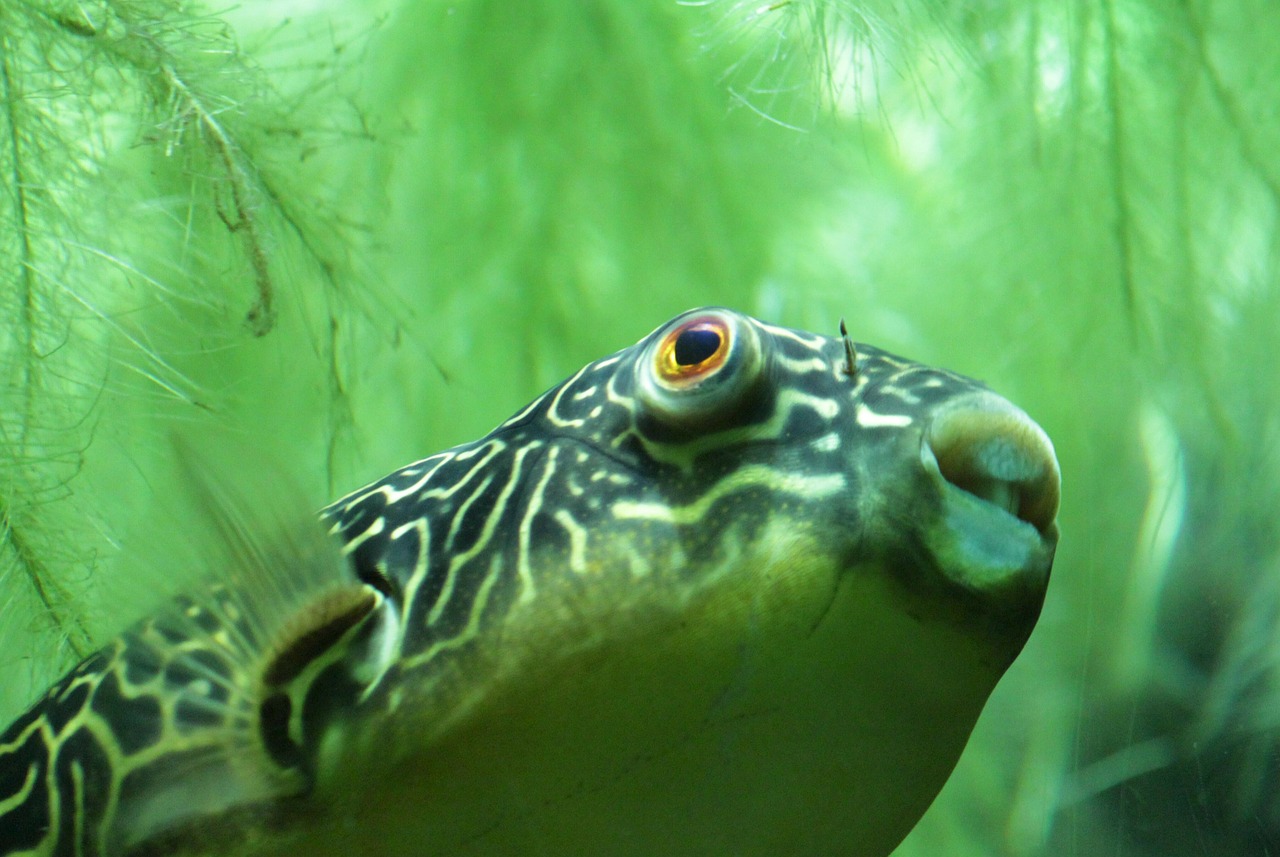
xmin=0 ymin=0 xmax=1277 ymax=855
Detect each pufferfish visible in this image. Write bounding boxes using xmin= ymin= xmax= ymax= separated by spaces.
xmin=0 ymin=307 xmax=1060 ymax=856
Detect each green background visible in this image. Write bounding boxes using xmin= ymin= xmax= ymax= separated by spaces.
xmin=2 ymin=1 xmax=1277 ymax=854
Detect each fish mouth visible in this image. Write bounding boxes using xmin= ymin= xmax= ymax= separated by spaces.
xmin=919 ymin=392 xmax=1061 ymax=607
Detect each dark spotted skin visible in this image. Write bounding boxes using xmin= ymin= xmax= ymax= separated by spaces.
xmin=0 ymin=594 xmax=264 ymax=856
xmin=0 ymin=308 xmax=1059 ymax=856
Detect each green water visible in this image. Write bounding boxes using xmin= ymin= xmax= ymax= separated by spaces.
xmin=1 ymin=2 xmax=1277 ymax=854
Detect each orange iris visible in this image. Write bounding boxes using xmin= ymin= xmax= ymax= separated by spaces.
xmin=656 ymin=317 xmax=731 ymax=383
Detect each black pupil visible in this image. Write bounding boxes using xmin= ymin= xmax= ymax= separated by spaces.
xmin=673 ymin=326 xmax=723 ymax=366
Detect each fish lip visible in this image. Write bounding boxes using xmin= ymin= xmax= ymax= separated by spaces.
xmin=924 ymin=392 xmax=1061 ymax=538
xmin=918 ymin=392 xmax=1061 ymax=604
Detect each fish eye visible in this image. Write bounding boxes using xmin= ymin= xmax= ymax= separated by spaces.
xmin=657 ymin=318 xmax=731 ymax=383
xmin=636 ymin=309 xmax=764 ymax=428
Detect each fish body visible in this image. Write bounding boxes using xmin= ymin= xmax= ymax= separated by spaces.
xmin=0 ymin=308 xmax=1060 ymax=856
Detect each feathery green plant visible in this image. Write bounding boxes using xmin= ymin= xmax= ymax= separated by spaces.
xmin=0 ymin=0 xmax=376 ymax=713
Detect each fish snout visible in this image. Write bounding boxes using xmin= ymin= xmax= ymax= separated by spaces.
xmin=925 ymin=392 xmax=1060 ymax=539
xmin=918 ymin=391 xmax=1061 ymax=610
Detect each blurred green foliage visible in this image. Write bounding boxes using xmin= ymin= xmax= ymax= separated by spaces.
xmin=1 ymin=1 xmax=1277 ymax=854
